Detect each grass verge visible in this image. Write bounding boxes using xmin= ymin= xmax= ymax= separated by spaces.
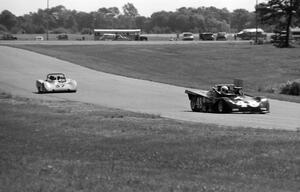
xmin=0 ymin=92 xmax=299 ymax=192
xmin=11 ymin=42 xmax=300 ymax=103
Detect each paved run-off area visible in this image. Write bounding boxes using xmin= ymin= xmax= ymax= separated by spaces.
xmin=0 ymin=46 xmax=299 ymax=130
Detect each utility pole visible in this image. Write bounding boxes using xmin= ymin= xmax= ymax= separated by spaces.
xmin=46 ymin=0 xmax=49 ymax=40
xmin=255 ymin=0 xmax=258 ymax=44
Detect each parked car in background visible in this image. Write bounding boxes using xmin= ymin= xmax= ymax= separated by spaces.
xmin=216 ymin=32 xmax=227 ymax=41
xmin=0 ymin=34 xmax=17 ymax=40
xmin=56 ymin=34 xmax=68 ymax=40
xmin=35 ymin=36 xmax=44 ymax=41
xmin=199 ymin=33 xmax=214 ymax=40
xmin=182 ymin=32 xmax=194 ymax=41
xmin=135 ymin=35 xmax=148 ymax=41
xmin=100 ymin=33 xmax=116 ymax=40
xmin=236 ymin=28 xmax=266 ymax=40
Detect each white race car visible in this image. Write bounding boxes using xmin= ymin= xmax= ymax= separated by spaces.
xmin=36 ymin=73 xmax=77 ymax=93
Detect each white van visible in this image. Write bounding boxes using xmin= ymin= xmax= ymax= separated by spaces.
xmin=182 ymin=32 xmax=194 ymax=41
xmin=100 ymin=33 xmax=116 ymax=40
xmin=35 ymin=36 xmax=44 ymax=41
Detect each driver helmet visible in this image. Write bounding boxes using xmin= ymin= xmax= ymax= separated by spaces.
xmin=221 ymin=86 xmax=229 ymax=94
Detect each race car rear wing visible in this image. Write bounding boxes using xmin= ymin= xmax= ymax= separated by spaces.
xmin=185 ymin=89 xmax=209 ymax=98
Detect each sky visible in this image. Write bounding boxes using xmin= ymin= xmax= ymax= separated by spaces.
xmin=0 ymin=0 xmax=262 ymax=17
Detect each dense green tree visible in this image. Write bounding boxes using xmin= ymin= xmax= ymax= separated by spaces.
xmin=135 ymin=16 xmax=148 ymax=31
xmin=0 ymin=10 xmax=17 ymax=30
xmin=190 ymin=14 xmax=206 ymax=32
xmin=0 ymin=24 xmax=8 ymax=32
xmin=150 ymin=11 xmax=170 ymax=28
xmin=108 ymin=7 xmax=120 ymax=17
xmin=64 ymin=15 xmax=77 ymax=32
xmin=75 ymin=11 xmax=94 ymax=31
xmin=175 ymin=14 xmax=190 ymax=32
xmin=257 ymin=0 xmax=300 ymax=47
xmin=17 ymin=14 xmax=34 ymax=33
xmin=95 ymin=7 xmax=121 ymax=29
xmin=0 ymin=3 xmax=274 ymax=35
xmin=231 ymin=9 xmax=253 ymax=32
xmin=32 ymin=9 xmax=47 ymax=27
xmin=122 ymin=3 xmax=139 ymax=17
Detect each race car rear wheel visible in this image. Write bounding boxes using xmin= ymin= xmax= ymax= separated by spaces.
xmin=201 ymin=104 xmax=207 ymax=112
xmin=217 ymin=101 xmax=225 ymax=113
xmin=190 ymin=98 xmax=198 ymax=112
xmin=38 ymin=84 xmax=45 ymax=93
xmin=37 ymin=86 xmax=42 ymax=93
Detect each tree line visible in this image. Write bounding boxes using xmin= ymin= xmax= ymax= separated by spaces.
xmin=257 ymin=0 xmax=300 ymax=47
xmin=0 ymin=2 xmax=299 ymax=35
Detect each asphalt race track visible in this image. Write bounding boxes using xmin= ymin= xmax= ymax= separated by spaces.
xmin=0 ymin=45 xmax=299 ymax=131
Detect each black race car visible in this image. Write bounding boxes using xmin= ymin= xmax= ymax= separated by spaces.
xmin=185 ymin=84 xmax=270 ymax=113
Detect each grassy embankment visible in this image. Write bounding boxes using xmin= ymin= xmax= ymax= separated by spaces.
xmin=0 ymin=92 xmax=299 ymax=192
xmin=13 ymin=43 xmax=300 ymax=102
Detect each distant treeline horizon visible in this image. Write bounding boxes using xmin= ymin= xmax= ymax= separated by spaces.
xmin=0 ymin=3 xmax=297 ymax=34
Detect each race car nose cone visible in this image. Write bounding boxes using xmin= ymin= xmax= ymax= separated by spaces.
xmin=248 ymin=101 xmax=259 ymax=107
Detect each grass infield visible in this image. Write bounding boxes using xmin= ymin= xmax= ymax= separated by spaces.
xmin=12 ymin=42 xmax=300 ymax=102
xmin=0 ymin=92 xmax=299 ymax=192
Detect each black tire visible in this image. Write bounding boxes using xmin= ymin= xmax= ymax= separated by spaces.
xmin=217 ymin=100 xmax=225 ymax=113
xmin=39 ymin=84 xmax=45 ymax=93
xmin=207 ymin=104 xmax=213 ymax=113
xmin=190 ymin=98 xmax=198 ymax=112
xmin=201 ymin=104 xmax=207 ymax=112
xmin=37 ymin=86 xmax=42 ymax=93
